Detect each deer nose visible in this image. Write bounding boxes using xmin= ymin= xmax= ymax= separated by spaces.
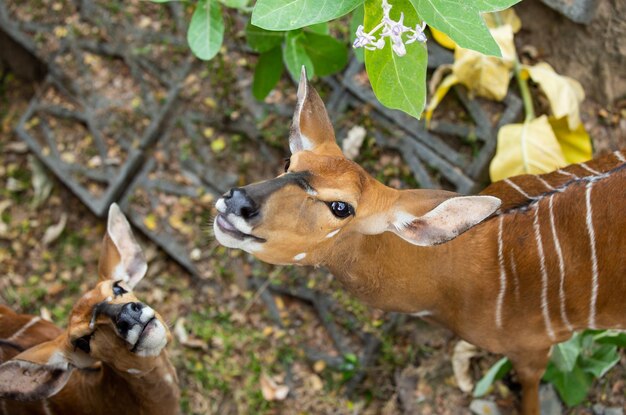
xmin=116 ymin=302 xmax=145 ymax=335
xmin=223 ymin=188 xmax=259 ymax=219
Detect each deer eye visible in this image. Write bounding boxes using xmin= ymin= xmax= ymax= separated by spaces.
xmin=328 ymin=201 xmax=353 ymax=219
xmin=283 ymin=158 xmax=291 ymax=172
xmin=73 ymin=334 xmax=92 ymax=353
xmin=113 ymin=282 xmax=127 ymax=297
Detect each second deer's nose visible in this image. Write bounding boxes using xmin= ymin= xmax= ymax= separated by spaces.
xmin=224 ymin=188 xmax=259 ymax=219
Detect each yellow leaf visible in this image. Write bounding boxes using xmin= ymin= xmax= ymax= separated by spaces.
xmin=130 ymin=97 xmax=142 ymax=109
xmin=490 ymin=115 xmax=567 ymax=181
xmin=425 ymin=73 xmax=459 ymax=125
xmin=483 ymin=8 xmax=522 ymax=33
xmin=548 ymin=116 xmax=592 ymax=164
xmin=144 ymin=214 xmax=158 ymax=231
xmin=453 ymin=25 xmax=515 ymax=101
xmin=53 ymin=26 xmax=68 ymax=38
xmin=526 ymin=63 xmax=585 ymax=130
xmin=203 ymin=127 xmax=214 ymax=138
xmin=430 ymin=27 xmax=455 ymax=49
xmin=211 ymin=137 xmax=226 ymax=153
xmin=203 ymin=97 xmax=217 ymax=109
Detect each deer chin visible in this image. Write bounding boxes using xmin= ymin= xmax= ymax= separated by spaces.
xmin=132 ymin=319 xmax=168 ymax=357
xmin=213 ymin=214 xmax=265 ymax=253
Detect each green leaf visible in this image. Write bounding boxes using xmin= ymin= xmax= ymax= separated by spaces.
xmin=252 ymin=0 xmax=364 ymax=30
xmin=364 ymin=0 xmax=427 ymax=118
xmin=305 ymin=22 xmax=329 ymax=34
xmin=350 ymin=4 xmax=364 ymax=62
xmin=408 ymin=0 xmax=521 ymax=56
xmin=302 ymin=32 xmax=348 ymax=76
xmin=283 ymin=31 xmax=314 ymax=80
xmin=543 ymin=363 xmax=592 ymax=407
xmin=187 ymin=0 xmax=224 ymax=61
xmin=253 ymin=47 xmax=284 ymax=100
xmin=246 ymin=21 xmax=285 ymax=53
xmin=473 ymin=357 xmax=512 ymax=398
xmin=551 ymin=334 xmax=581 ymax=372
xmin=581 ymin=344 xmax=620 ymax=378
xmin=594 ymin=331 xmax=626 ymax=348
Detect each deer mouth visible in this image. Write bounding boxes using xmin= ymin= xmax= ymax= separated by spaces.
xmin=131 ymin=317 xmax=167 ymax=356
xmin=215 ymin=214 xmax=265 ymax=242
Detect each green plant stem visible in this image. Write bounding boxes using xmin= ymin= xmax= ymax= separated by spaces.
xmin=514 ymin=60 xmax=535 ymax=122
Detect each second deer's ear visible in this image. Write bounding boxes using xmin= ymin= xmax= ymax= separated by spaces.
xmin=0 ymin=339 xmax=73 ymax=401
xmin=98 ymin=204 xmax=147 ymax=289
xmin=289 ymin=66 xmax=342 ymax=157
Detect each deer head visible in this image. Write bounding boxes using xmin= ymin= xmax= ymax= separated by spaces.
xmin=0 ymin=204 xmax=171 ymax=401
xmin=213 ymin=67 xmax=501 ymax=265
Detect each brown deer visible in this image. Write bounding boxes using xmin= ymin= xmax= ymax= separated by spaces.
xmin=0 ymin=204 xmax=180 ymax=415
xmin=213 ymin=68 xmax=626 ymax=414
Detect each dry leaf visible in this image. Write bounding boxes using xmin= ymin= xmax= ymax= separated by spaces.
xmin=42 ymin=213 xmax=67 ymax=246
xmin=430 ymin=27 xmax=455 ymax=49
xmin=29 ymin=155 xmax=53 ymax=209
xmin=484 ymin=8 xmax=522 ymax=33
xmin=342 ymin=126 xmax=366 ymax=160
xmin=525 ymin=63 xmax=585 ymax=130
xmin=144 ymin=214 xmax=158 ymax=231
xmin=548 ymin=116 xmax=592 ymax=164
xmin=490 ymin=115 xmax=567 ymax=182
xmin=0 ymin=200 xmax=12 ymax=238
xmin=260 ymin=373 xmax=289 ymax=401
xmin=452 ymin=340 xmax=478 ymax=393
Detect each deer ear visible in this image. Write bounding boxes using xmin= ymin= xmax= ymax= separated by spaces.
xmin=289 ymin=66 xmax=342 ymax=156
xmin=388 ymin=195 xmax=501 ymax=246
xmin=98 ymin=203 xmax=147 ymax=289
xmin=0 ymin=340 xmax=73 ymax=401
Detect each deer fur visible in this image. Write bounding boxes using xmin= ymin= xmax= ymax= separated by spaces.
xmin=213 ymin=67 xmax=626 ymax=414
xmin=0 ymin=204 xmax=179 ymax=415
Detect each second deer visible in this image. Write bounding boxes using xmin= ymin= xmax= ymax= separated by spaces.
xmin=213 ymin=68 xmax=626 ymax=414
xmin=0 ymin=204 xmax=179 ymax=415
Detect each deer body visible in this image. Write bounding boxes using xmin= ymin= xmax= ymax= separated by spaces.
xmin=213 ymin=68 xmax=626 ymax=414
xmin=0 ymin=205 xmax=179 ymax=415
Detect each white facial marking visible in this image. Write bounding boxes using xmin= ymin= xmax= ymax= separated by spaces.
xmin=293 ymin=252 xmax=306 ymax=261
xmin=46 ymin=351 xmax=69 ymax=370
xmin=139 ymin=306 xmax=156 ymax=324
xmin=135 ymin=320 xmax=168 ymax=357
xmin=164 ymin=374 xmax=173 ymax=384
xmin=127 ymin=368 xmax=143 ymax=375
xmin=226 ymin=213 xmax=253 ymax=235
xmin=125 ymin=325 xmax=142 ymax=346
xmin=585 ymin=181 xmax=599 ymax=328
xmin=495 ymin=216 xmax=506 ymax=329
xmin=548 ymin=195 xmax=573 ymax=331
xmin=532 ymin=203 xmax=556 ymax=340
xmin=215 ymin=198 xmax=226 ymax=213
xmin=614 ymin=150 xmax=625 ymax=163
xmin=213 ymin=218 xmax=263 ymax=254
xmin=325 ymin=229 xmax=340 ymax=238
xmin=306 ymin=187 xmax=318 ymax=196
xmin=8 ymin=316 xmax=41 ymax=341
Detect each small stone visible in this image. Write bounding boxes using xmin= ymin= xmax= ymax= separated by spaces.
xmin=540 ymin=384 xmax=562 ymax=415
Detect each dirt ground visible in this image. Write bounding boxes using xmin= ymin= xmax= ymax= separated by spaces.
xmin=1 ymin=1 xmax=626 ymax=414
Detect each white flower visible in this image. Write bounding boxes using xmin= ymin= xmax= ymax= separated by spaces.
xmin=352 ymin=0 xmax=427 ymax=57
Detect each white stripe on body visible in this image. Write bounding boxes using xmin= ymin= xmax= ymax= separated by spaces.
xmin=504 ymin=178 xmax=535 ymax=199
xmin=533 ymin=203 xmax=556 ymax=340
xmin=536 ymin=176 xmax=556 ymax=191
xmin=557 ymin=169 xmax=579 ymax=179
xmin=509 ymin=252 xmax=520 ymax=302
xmin=548 ymin=195 xmax=573 ymax=331
xmin=585 ymin=181 xmax=599 ymax=328
xmin=7 ymin=316 xmax=41 ymax=341
xmin=580 ymin=162 xmax=601 ymax=175
xmin=495 ymin=216 xmax=507 ymax=329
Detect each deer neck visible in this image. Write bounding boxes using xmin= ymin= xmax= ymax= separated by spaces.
xmin=321 ymin=220 xmax=497 ymax=326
